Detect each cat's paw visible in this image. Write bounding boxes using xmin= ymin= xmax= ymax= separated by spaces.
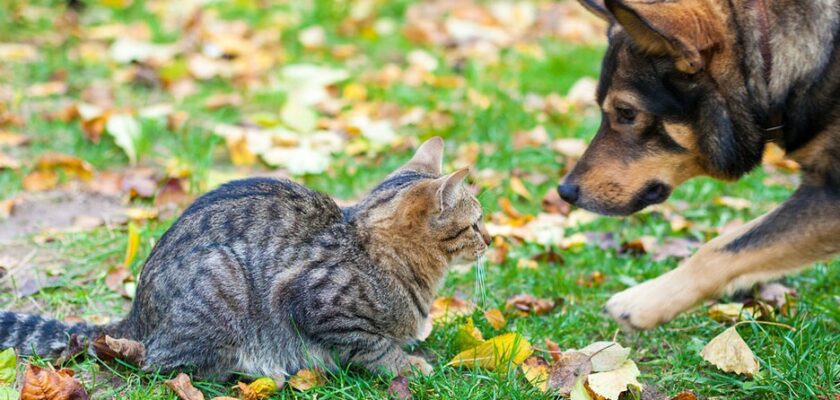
xmin=406 ymin=355 xmax=433 ymax=375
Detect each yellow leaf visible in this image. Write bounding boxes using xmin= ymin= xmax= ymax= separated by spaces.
xmin=430 ymin=296 xmax=476 ymax=324
xmin=342 ymin=83 xmax=367 ymax=101
xmin=447 ymin=333 xmax=532 ymax=373
xmin=521 ymin=356 xmax=548 ymax=392
xmin=708 ymin=303 xmax=749 ymax=323
xmin=236 ymin=377 xmax=278 ymax=400
xmin=123 ymin=223 xmax=140 ymax=267
xmin=452 ymin=318 xmax=484 ymax=352
xmin=700 ymin=327 xmax=759 ymax=376
xmin=484 ymin=309 xmax=506 ymax=330
xmin=569 ymin=376 xmax=593 ymax=400
xmin=124 ymin=207 xmax=159 ymax=221
xmin=586 ymin=360 xmax=642 ymax=400
xmin=509 ymin=177 xmax=532 ymax=200
xmin=288 ymin=369 xmax=325 ymax=391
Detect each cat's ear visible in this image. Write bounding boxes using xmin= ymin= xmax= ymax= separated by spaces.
xmin=400 ymin=137 xmax=444 ymax=175
xmin=436 ymin=167 xmax=470 ymax=210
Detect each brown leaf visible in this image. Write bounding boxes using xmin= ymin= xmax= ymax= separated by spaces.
xmin=288 ymin=368 xmax=326 ymax=391
xmin=544 ymin=338 xmax=562 ymax=363
xmin=0 ymin=197 xmax=17 ymax=220
xmin=497 ymin=197 xmax=523 ymax=220
xmin=670 ymin=391 xmax=698 ymax=400
xmin=35 ymin=153 xmax=93 ymax=180
xmin=483 ymin=309 xmax=507 ymax=330
xmin=155 ymin=177 xmax=194 ymax=208
xmin=23 ymin=170 xmax=59 ymax=192
xmin=0 ymin=130 xmax=29 ymax=147
xmin=430 ymin=296 xmax=476 ymax=323
xmin=509 ymin=177 xmax=532 ymax=200
xmin=165 ymin=373 xmax=205 ymax=400
xmin=649 ymin=238 xmax=700 ymax=262
xmin=505 ymin=294 xmax=557 ymax=317
xmin=105 ymin=266 xmax=132 ymax=296
xmin=541 ymin=188 xmax=571 ymax=216
xmin=20 ymin=364 xmax=89 ymax=400
xmin=546 ymin=350 xmax=592 ymax=397
xmin=388 ymin=375 xmax=412 ymax=400
xmin=92 ymin=335 xmax=144 ymax=366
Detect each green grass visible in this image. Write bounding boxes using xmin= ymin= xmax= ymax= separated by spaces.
xmin=0 ymin=1 xmax=838 ymax=399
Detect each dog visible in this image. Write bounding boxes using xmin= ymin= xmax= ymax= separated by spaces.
xmin=559 ymin=0 xmax=840 ymax=329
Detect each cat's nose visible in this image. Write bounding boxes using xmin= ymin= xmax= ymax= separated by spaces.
xmin=557 ymin=183 xmax=580 ymax=204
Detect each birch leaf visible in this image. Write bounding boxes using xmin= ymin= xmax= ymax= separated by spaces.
xmin=701 ymin=327 xmax=759 ymax=376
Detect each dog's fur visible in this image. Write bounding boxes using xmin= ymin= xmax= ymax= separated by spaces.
xmin=562 ymin=0 xmax=840 ymax=329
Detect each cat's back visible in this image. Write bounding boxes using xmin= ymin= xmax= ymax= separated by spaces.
xmin=153 ymin=177 xmax=343 ymax=255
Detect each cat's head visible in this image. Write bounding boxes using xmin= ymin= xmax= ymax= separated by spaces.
xmin=350 ymin=137 xmax=491 ymax=263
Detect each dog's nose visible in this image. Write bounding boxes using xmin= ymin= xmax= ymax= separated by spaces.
xmin=557 ymin=183 xmax=580 ymax=204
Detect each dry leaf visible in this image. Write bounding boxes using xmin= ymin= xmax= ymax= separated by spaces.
xmin=521 ymin=356 xmax=549 ymax=392
xmin=509 ymin=177 xmax=532 ymax=200
xmin=708 ymin=303 xmax=748 ymax=324
xmin=545 ymin=338 xmax=562 ymax=363
xmin=20 ymin=364 xmax=89 ymax=400
xmin=0 ymin=153 xmax=20 ymax=170
xmin=106 ymin=114 xmax=141 ymax=164
xmin=92 ymin=336 xmax=145 ymax=366
xmin=546 ymin=351 xmax=592 ymax=396
xmin=165 ymin=373 xmax=204 ymax=400
xmin=35 ymin=153 xmax=94 ymax=180
xmin=0 ymin=131 xmax=28 ymax=147
xmin=236 ymin=377 xmax=278 ymax=400
xmin=484 ymin=309 xmax=506 ymax=330
xmin=23 ymin=170 xmax=59 ymax=192
xmin=288 ymin=369 xmax=325 ymax=391
xmin=714 ymin=196 xmax=753 ymax=210
xmin=586 ymin=360 xmax=642 ymax=400
xmin=452 ymin=318 xmax=484 ymax=351
xmin=105 ymin=266 xmax=132 ymax=296
xmin=447 ymin=333 xmax=532 ymax=373
xmin=579 ymin=342 xmax=630 ymax=372
xmin=388 ymin=375 xmax=412 ymax=400
xmin=505 ymin=294 xmax=557 ymax=317
xmin=0 ymin=198 xmax=16 ymax=220
xmin=670 ymin=391 xmax=699 ymax=400
xmin=701 ymin=327 xmax=759 ymax=376
xmin=124 ymin=207 xmax=159 ymax=221
xmin=430 ymin=296 xmax=476 ymax=323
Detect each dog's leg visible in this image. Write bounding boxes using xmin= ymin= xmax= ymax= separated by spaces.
xmin=606 ymin=184 xmax=840 ymax=329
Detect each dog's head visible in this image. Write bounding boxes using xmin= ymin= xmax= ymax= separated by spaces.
xmin=559 ymin=0 xmax=766 ymax=216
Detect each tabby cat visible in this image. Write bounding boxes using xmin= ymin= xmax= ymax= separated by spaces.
xmin=0 ymin=137 xmax=490 ymax=380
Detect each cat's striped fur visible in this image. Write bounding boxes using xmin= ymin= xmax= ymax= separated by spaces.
xmin=0 ymin=137 xmax=490 ymax=379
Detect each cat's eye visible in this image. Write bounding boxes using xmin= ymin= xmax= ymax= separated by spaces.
xmin=615 ymin=106 xmax=637 ymax=124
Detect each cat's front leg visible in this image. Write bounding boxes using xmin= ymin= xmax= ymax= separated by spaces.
xmin=344 ymin=337 xmax=432 ymax=376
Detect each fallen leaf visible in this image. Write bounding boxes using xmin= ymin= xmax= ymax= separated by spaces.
xmin=708 ymin=303 xmax=748 ymax=324
xmin=288 ymin=369 xmax=325 ymax=391
xmin=649 ymin=238 xmax=699 ymax=262
xmin=92 ymin=336 xmax=145 ymax=366
xmin=541 ymin=188 xmax=571 ymax=215
xmin=22 ymin=171 xmax=59 ymax=192
xmin=670 ymin=391 xmax=699 ymax=400
xmin=236 ymin=377 xmax=278 ymax=400
xmin=586 ymin=360 xmax=642 ymax=400
xmin=0 ymin=348 xmax=15 ymax=384
xmin=155 ymin=178 xmax=193 ymax=208
xmin=484 ymin=309 xmax=506 ymax=330
xmin=700 ymin=327 xmax=759 ymax=376
xmin=521 ymin=356 xmax=549 ymax=392
xmin=35 ymin=153 xmax=94 ymax=181
xmin=452 ymin=318 xmax=484 ymax=351
xmin=20 ymin=364 xmax=89 ymax=400
xmin=0 ymin=198 xmax=16 ymax=220
xmin=569 ymin=376 xmax=592 ymax=400
xmin=124 ymin=223 xmax=140 ymax=267
xmin=0 ymin=131 xmax=29 ymax=147
xmin=547 ymin=350 xmax=592 ymax=396
xmin=165 ymin=373 xmax=204 ymax=400
xmin=447 ymin=333 xmax=532 ymax=373
xmin=105 ymin=266 xmax=132 ymax=296
xmin=388 ymin=375 xmax=412 ymax=400
xmin=105 ymin=114 xmax=141 ymax=164
xmin=509 ymin=177 xmax=532 ymax=200
xmin=544 ymin=338 xmax=562 ymax=363
xmin=505 ymin=294 xmax=557 ymax=317
xmin=0 ymin=153 xmax=20 ymax=170
xmin=430 ymin=296 xmax=476 ymax=323
xmin=124 ymin=207 xmax=159 ymax=221
xmin=579 ymin=341 xmax=630 ymax=372
xmin=714 ymin=196 xmax=753 ymax=210
xmin=552 ymin=138 xmax=587 ymax=159
xmin=281 ymin=101 xmax=318 ymax=133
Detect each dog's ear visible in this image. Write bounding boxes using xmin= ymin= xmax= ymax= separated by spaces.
xmin=577 ymin=0 xmax=611 ymax=21
xmin=604 ymin=0 xmax=721 ymax=74
xmin=696 ymin=96 xmax=766 ymax=179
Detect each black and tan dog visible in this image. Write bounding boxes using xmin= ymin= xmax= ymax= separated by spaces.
xmin=558 ymin=0 xmax=840 ymax=329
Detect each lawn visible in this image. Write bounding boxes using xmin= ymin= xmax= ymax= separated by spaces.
xmin=0 ymin=0 xmax=837 ymax=399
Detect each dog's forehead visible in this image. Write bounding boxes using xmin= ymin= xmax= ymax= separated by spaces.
xmin=597 ymin=33 xmax=675 ymax=108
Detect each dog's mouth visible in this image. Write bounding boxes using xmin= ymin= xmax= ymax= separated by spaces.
xmin=558 ymin=180 xmax=672 ymax=216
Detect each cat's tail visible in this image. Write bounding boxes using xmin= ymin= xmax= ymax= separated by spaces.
xmin=0 ymin=311 xmax=119 ymax=357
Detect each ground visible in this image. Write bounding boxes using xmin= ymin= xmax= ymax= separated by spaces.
xmin=0 ymin=0 xmax=837 ymax=399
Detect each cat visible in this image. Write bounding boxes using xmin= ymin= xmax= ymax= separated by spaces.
xmin=0 ymin=137 xmax=491 ymax=381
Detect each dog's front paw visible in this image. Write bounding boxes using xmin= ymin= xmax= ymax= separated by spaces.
xmin=605 ymin=274 xmax=699 ymax=330
xmin=406 ymin=355 xmax=433 ymax=375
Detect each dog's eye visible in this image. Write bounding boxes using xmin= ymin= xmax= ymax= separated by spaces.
xmin=615 ymin=107 xmax=637 ymax=124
